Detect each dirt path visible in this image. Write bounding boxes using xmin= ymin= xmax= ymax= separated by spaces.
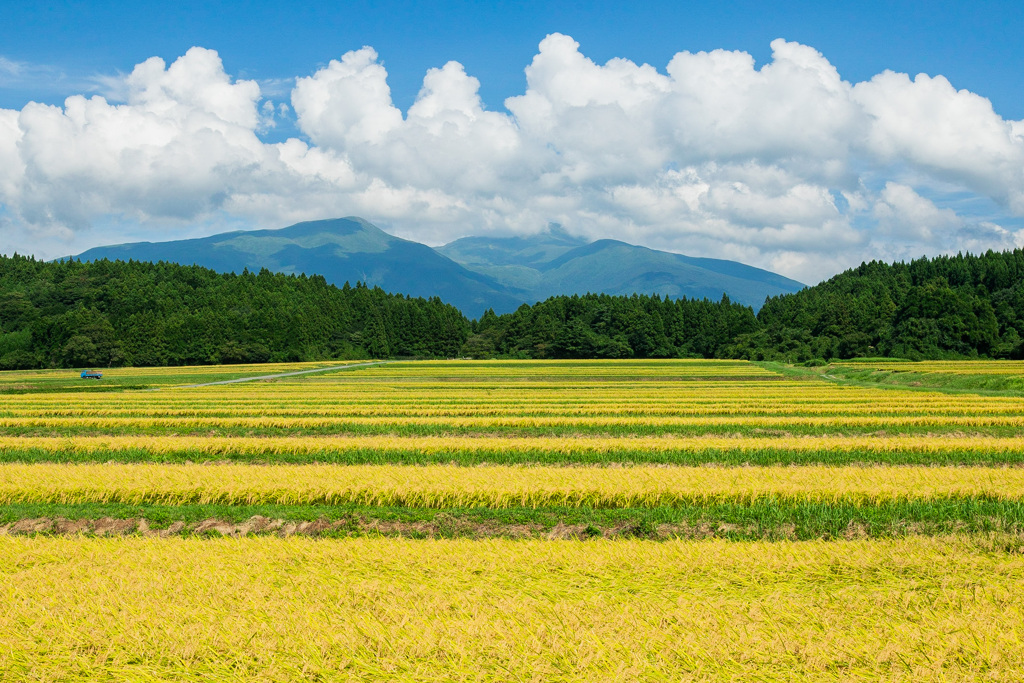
xmin=160 ymin=360 xmax=392 ymax=390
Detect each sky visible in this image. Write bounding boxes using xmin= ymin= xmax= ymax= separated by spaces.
xmin=1 ymin=0 xmax=1022 ymax=284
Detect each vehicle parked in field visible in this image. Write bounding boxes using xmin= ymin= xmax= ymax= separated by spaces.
xmin=80 ymin=370 xmax=103 ymax=380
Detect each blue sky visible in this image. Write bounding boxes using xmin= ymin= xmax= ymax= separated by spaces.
xmin=1 ymin=0 xmax=1023 ymax=282
xmin=3 ymin=0 xmax=1022 ymax=119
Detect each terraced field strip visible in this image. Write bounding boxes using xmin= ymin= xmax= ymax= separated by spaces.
xmin=9 ymin=386 xmax=1024 ymax=415
xmin=2 ymin=536 xmax=1022 ymax=681
xmin=834 ymin=360 xmax=1024 ymax=375
xmin=6 ymin=413 xmax=1024 ymax=430
xmin=6 ymin=432 xmax=1024 ymax=458
xmin=6 ymin=463 xmax=1024 ymax=507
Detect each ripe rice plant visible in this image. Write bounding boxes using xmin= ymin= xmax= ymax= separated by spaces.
xmin=1 ymin=535 xmax=1022 ymax=681
xmin=833 ymin=360 xmax=1024 ymax=376
xmin=6 ymin=432 xmax=1024 ymax=452
xmin=4 ymin=462 xmax=1024 ymax=507
xmin=3 ymin=360 xmax=1024 ymax=445
xmin=2 ymin=432 xmax=1024 ymax=466
xmin=2 ymin=358 xmax=1024 ymax=462
xmin=2 ymin=359 xmax=1023 ymax=679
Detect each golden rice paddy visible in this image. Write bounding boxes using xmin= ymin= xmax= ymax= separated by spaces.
xmin=3 ymin=462 xmax=1024 ymax=507
xmin=4 ymin=360 xmax=1024 ymax=443
xmin=1 ymin=432 xmax=1024 ymax=461
xmin=833 ymin=359 xmax=1024 ymax=376
xmin=4 ymin=358 xmax=1024 ymax=680
xmin=2 ymin=536 xmax=1022 ymax=681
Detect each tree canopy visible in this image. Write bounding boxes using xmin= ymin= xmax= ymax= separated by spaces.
xmin=0 ymin=256 xmax=468 ymax=369
xmin=2 ymin=248 xmax=1022 ymax=369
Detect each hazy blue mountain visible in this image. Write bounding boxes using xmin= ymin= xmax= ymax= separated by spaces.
xmin=438 ymin=229 xmax=805 ymax=310
xmin=73 ymin=217 xmax=525 ymax=317
xmin=435 ymin=225 xmax=587 ymax=292
xmin=73 ymin=217 xmax=804 ymax=316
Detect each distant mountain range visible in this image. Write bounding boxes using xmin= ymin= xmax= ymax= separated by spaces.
xmin=72 ymin=217 xmax=804 ymax=317
xmin=437 ymin=228 xmax=804 ymax=311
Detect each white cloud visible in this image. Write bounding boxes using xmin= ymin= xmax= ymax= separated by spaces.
xmin=854 ymin=72 xmax=1024 ymax=213
xmin=0 ymin=57 xmax=25 ymax=78
xmin=873 ymin=182 xmax=962 ymax=242
xmin=1 ymin=36 xmax=1024 ymax=285
xmin=292 ymin=47 xmax=403 ymax=147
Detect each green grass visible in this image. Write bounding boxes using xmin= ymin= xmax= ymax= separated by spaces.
xmin=4 ymin=500 xmax=1024 ymax=540
xmin=759 ymin=360 xmax=1024 ymax=397
xmin=823 ymin=365 xmax=1024 ymax=396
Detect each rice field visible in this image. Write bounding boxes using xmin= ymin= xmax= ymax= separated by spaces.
xmin=6 ymin=462 xmax=1024 ymax=507
xmin=5 ymin=433 xmax=1024 ymax=468
xmin=4 ymin=359 xmax=1024 ymax=444
xmin=825 ymin=358 xmax=1024 ymax=395
xmin=3 ymin=358 xmax=1024 ymax=680
xmin=0 ymin=359 xmax=357 ymax=393
xmin=833 ymin=359 xmax=1024 ymax=376
xmin=3 ymin=536 xmax=1023 ymax=681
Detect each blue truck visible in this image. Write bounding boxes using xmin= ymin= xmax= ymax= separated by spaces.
xmin=80 ymin=370 xmax=103 ymax=380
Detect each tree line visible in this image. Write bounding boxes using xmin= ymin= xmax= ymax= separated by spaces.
xmin=1 ymin=248 xmax=1022 ymax=369
xmin=724 ymin=249 xmax=1024 ymax=362
xmin=0 ymin=256 xmax=468 ymax=369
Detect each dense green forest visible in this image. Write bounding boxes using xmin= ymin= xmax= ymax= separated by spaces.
xmin=466 ymin=294 xmax=757 ymax=359
xmin=1 ymin=248 xmax=1023 ymax=368
xmin=0 ymin=256 xmax=468 ymax=368
xmin=468 ymin=249 xmax=1024 ymax=362
xmin=724 ymin=249 xmax=1024 ymax=362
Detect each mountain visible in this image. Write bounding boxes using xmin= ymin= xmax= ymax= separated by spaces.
xmin=437 ymin=228 xmax=805 ymax=309
xmin=73 ymin=217 xmax=804 ymax=316
xmin=72 ymin=217 xmax=525 ymax=317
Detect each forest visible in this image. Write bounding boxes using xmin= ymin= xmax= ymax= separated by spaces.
xmin=0 ymin=256 xmax=468 ymax=368
xmin=1 ymin=247 xmax=1022 ymax=368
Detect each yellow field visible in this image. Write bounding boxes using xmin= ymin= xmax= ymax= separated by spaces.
xmin=2 ymin=536 xmax=1021 ymax=681
xmin=3 ymin=431 xmax=1024 ymax=457
xmin=4 ymin=359 xmax=1024 ymax=681
xmin=833 ymin=359 xmax=1024 ymax=376
xmin=3 ymin=360 xmax=1024 ymax=441
xmin=4 ymin=462 xmax=1024 ymax=507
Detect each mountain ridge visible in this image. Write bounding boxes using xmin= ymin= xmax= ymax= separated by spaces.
xmin=438 ymin=231 xmax=804 ymax=308
xmin=73 ymin=218 xmax=526 ymax=317
xmin=73 ymin=217 xmax=804 ymax=316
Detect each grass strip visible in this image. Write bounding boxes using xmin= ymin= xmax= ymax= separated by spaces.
xmin=825 ymin=366 xmax=1024 ymax=396
xmin=4 ymin=499 xmax=1024 ymax=540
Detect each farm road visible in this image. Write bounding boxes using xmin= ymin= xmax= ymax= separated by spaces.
xmin=161 ymin=361 xmax=391 ymax=390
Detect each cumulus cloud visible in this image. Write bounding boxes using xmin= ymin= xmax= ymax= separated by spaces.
xmin=6 ymin=48 xmax=277 ymax=228
xmin=854 ymin=72 xmax=1024 ymax=213
xmin=1 ymin=36 xmax=1024 ymax=283
xmin=873 ymin=182 xmax=962 ymax=242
